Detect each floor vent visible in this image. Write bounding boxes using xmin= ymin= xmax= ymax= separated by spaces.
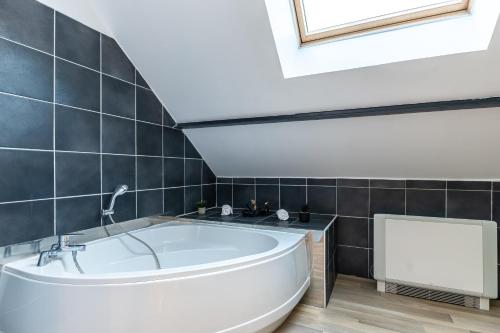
xmin=385 ymin=282 xmax=480 ymax=309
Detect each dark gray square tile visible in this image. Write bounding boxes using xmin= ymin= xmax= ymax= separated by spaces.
xmin=163 ymin=108 xmax=176 ymax=127
xmin=55 ymin=59 xmax=100 ymax=111
xmin=137 ymin=157 xmax=162 ymax=190
xmin=101 ymin=35 xmax=134 ymax=83
xmin=0 ymin=199 xmax=54 ymax=247
xmin=137 ymin=122 xmax=162 ymax=156
xmin=307 ymin=178 xmax=336 ymax=186
xmin=102 ymin=75 xmax=135 ymax=119
xmin=280 ymin=185 xmax=306 ymax=212
xmin=336 ymin=217 xmax=368 ymax=248
xmin=370 ymin=179 xmax=405 ymax=189
xmin=102 ymin=155 xmax=135 ymax=193
xmin=0 ymin=0 xmax=54 ymax=53
xmin=102 ymin=192 xmax=136 ymax=223
xmin=406 ymin=180 xmax=446 ymax=189
xmin=217 ymin=177 xmax=233 ymax=184
xmin=307 ymin=186 xmax=336 ymax=214
xmin=163 ymin=127 xmax=184 ymax=157
xmin=202 ymin=162 xmax=216 ymax=184
xmin=55 ymin=105 xmax=99 ymax=152
xmin=233 ymin=184 xmax=255 ymax=208
xmin=280 ymin=178 xmax=306 ymax=185
xmin=493 ymin=183 xmax=500 ymax=191
xmin=185 ymin=138 xmax=201 ymax=159
xmin=185 ymin=186 xmax=201 ymax=213
xmin=137 ymin=190 xmax=163 ymax=218
xmin=494 ymin=192 xmax=500 ymax=224
xmin=217 ymin=184 xmax=232 ymax=207
xmin=0 ymin=93 xmax=52 ymax=149
xmin=164 ymin=187 xmax=184 ymax=216
xmin=370 ymin=188 xmax=405 ymax=217
xmin=136 ymin=70 xmax=150 ymax=89
xmin=447 ymin=181 xmax=491 ymax=191
xmin=0 ymin=150 xmax=53 ymax=202
xmin=165 ymin=158 xmax=184 ymax=188
xmin=338 ymin=179 xmax=369 ymax=187
xmin=203 ymin=184 xmax=216 ymax=208
xmin=406 ymin=189 xmax=445 ymax=217
xmin=55 ymin=13 xmax=99 ymax=70
xmin=56 ymin=195 xmax=101 ymax=234
xmin=185 ymin=159 xmax=202 ymax=186
xmin=136 ymin=87 xmax=162 ymax=124
xmin=102 ymin=115 xmax=135 ymax=154
xmin=447 ymin=190 xmax=491 ymax=220
xmin=56 ymin=152 xmax=100 ymax=197
xmin=256 ymin=178 xmax=279 ymax=185
xmin=337 ymin=187 xmax=369 ymax=217
xmin=256 ymin=185 xmax=279 ymax=211
xmin=234 ymin=178 xmax=255 ymax=184
xmin=336 ymin=246 xmax=369 ymax=278
xmin=0 ymin=38 xmax=53 ymax=101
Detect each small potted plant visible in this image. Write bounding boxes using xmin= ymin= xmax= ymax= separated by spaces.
xmin=299 ymin=204 xmax=310 ymax=223
xmin=196 ymin=200 xmax=207 ymax=215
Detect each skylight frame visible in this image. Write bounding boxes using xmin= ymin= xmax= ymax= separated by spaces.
xmin=294 ymin=0 xmax=472 ymax=44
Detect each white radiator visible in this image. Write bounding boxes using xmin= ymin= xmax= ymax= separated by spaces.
xmin=374 ymin=214 xmax=498 ymax=310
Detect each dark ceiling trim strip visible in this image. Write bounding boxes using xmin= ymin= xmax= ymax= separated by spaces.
xmin=177 ymin=97 xmax=500 ymax=129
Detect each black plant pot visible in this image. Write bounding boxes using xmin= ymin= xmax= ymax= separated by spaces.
xmin=298 ymin=211 xmax=310 ymax=223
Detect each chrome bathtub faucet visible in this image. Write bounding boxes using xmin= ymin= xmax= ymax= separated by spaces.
xmin=37 ymin=234 xmax=86 ymax=267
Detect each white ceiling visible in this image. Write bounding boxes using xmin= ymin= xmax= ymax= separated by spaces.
xmin=88 ymin=0 xmax=500 ymax=123
xmin=36 ymin=0 xmax=500 ymax=178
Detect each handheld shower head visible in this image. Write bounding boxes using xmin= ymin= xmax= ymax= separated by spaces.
xmin=113 ymin=184 xmax=128 ymax=197
xmin=102 ymin=184 xmax=128 ymax=216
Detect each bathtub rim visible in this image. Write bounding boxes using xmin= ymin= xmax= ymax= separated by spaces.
xmin=1 ymin=222 xmax=307 ymax=286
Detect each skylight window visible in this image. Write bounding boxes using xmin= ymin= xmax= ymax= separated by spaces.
xmin=294 ymin=0 xmax=471 ymax=43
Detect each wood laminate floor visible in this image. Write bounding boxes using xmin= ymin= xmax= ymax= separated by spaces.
xmin=276 ymin=275 xmax=500 ymax=333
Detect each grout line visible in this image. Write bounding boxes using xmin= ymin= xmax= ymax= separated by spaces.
xmin=162 ymin=97 xmax=165 ymax=214
xmin=52 ymin=10 xmax=57 ymax=236
xmin=134 ymin=69 xmax=138 ymax=219
xmin=99 ymin=33 xmax=103 ymax=227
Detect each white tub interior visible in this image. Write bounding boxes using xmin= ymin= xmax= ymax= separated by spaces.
xmin=63 ymin=224 xmax=280 ymax=275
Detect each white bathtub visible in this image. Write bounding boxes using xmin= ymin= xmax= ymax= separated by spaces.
xmin=0 ymin=222 xmax=310 ymax=333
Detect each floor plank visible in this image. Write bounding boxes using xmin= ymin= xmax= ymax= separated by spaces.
xmin=277 ymin=275 xmax=500 ymax=333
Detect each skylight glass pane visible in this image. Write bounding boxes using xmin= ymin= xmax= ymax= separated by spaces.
xmin=301 ymin=0 xmax=465 ymax=33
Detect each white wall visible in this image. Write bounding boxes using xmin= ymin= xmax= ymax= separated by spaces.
xmin=186 ymin=108 xmax=500 ymax=179
xmin=36 ymin=0 xmax=111 ymax=36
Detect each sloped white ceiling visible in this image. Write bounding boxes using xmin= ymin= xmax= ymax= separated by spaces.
xmin=186 ymin=108 xmax=500 ymax=179
xmin=36 ymin=0 xmax=500 ymax=178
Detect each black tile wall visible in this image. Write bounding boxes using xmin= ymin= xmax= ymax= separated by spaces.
xmin=0 ymin=0 xmax=54 ymax=53
xmin=0 ymin=200 xmax=54 ymax=247
xmin=185 ymin=159 xmax=202 ymax=186
xmin=0 ymin=0 xmax=215 ymax=247
xmin=0 ymin=38 xmax=53 ymax=101
xmin=55 ymin=105 xmax=100 ymax=152
xmin=256 ymin=185 xmax=279 ymax=210
xmin=280 ymin=185 xmax=306 ymax=212
xmin=215 ymin=177 xmax=498 ymax=284
xmin=185 ymin=186 xmax=202 ymax=213
xmin=136 ymin=87 xmax=162 ymax=125
xmin=0 ymin=150 xmax=53 ymax=202
xmin=233 ymin=184 xmax=255 ymax=208
xmin=165 ymin=158 xmax=184 ymax=188
xmin=56 ymin=195 xmax=101 ymax=234
xmin=164 ymin=188 xmax=185 ymax=216
xmin=55 ymin=59 xmax=100 ymax=111
xmin=0 ymin=94 xmax=53 ymax=149
xmin=55 ymin=13 xmax=100 ymax=70
xmin=101 ymin=75 xmax=135 ymax=119
xmin=101 ymin=35 xmax=135 ymax=83
xmin=307 ymin=186 xmax=336 ymax=214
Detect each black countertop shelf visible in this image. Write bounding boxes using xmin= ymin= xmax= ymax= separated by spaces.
xmin=181 ymin=208 xmax=336 ymax=231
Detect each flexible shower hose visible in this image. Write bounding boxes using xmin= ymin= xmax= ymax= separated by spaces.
xmin=72 ymin=215 xmax=162 ymax=274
